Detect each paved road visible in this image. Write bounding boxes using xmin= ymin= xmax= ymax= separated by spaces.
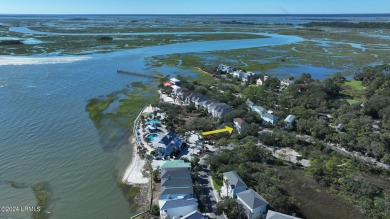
xmin=199 ymin=156 xmax=226 ymax=219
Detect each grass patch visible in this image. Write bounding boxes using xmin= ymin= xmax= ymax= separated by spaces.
xmin=346 ymin=98 xmax=360 ymax=105
xmin=345 ymin=80 xmax=364 ymax=90
xmin=119 ymin=183 xmax=141 ymax=212
xmin=212 ymin=177 xmax=223 ymax=191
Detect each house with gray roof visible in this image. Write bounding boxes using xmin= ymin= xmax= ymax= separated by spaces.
xmin=246 ymin=99 xmax=255 ymax=108
xmin=213 ymin=105 xmax=234 ymax=118
xmin=247 ymin=99 xmax=279 ymax=125
xmin=262 ymin=112 xmax=279 ymax=125
xmin=161 ymin=169 xmax=192 ymax=180
xmin=161 ymin=178 xmax=193 ymax=188
xmin=284 ymin=115 xmax=296 ymax=127
xmin=222 ymin=171 xmax=248 ymax=198
xmin=160 ymin=186 xmax=194 ymax=200
xmin=252 ymin=105 xmax=267 ymax=115
xmin=182 ymin=210 xmax=208 ymax=219
xmin=237 ymin=189 xmax=268 ymax=219
xmin=159 ymin=198 xmax=198 ymax=219
xmin=266 ymin=210 xmax=301 ymax=219
xmin=197 ymin=99 xmax=213 ymax=110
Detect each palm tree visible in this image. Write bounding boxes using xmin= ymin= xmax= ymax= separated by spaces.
xmin=223 ymin=178 xmax=230 ymax=198
xmin=190 ymin=145 xmax=196 ymax=156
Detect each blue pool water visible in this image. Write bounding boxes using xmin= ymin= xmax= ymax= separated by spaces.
xmin=145 ymin=119 xmax=161 ymax=125
xmin=147 ymin=134 xmax=159 ymax=141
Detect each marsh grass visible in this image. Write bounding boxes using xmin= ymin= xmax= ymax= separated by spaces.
xmin=31 ymin=182 xmax=51 ymax=219
xmin=119 ymin=182 xmax=141 ymax=211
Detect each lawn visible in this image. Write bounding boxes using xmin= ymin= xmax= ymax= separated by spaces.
xmin=345 ymin=80 xmax=364 ymax=90
xmin=212 ymin=177 xmax=223 ymax=191
xmin=346 ymin=98 xmax=360 ymax=105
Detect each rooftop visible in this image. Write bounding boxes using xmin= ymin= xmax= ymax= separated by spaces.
xmin=160 ymin=160 xmax=191 ymax=169
xmin=161 ymin=178 xmax=194 ymax=188
xmin=234 ymin=118 xmax=248 ymax=127
xmin=161 ymin=169 xmax=192 ymax=179
xmin=160 ymin=186 xmax=194 ymax=196
xmin=266 ymin=210 xmax=301 ymax=219
xmin=223 ymin=171 xmax=247 ymax=188
xmin=284 ymin=115 xmax=296 ymax=123
xmin=182 ymin=210 xmax=208 ymax=219
xmin=159 ymin=198 xmax=198 ymax=210
xmin=237 ymin=189 xmax=268 ymax=210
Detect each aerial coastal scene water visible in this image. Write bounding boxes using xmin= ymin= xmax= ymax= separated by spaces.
xmin=1 ymin=10 xmax=390 ymax=219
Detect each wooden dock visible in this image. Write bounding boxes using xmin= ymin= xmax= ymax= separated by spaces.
xmin=117 ymin=70 xmax=161 ymax=79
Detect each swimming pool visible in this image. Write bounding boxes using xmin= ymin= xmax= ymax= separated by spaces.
xmin=145 ymin=119 xmax=161 ymax=125
xmin=146 ymin=133 xmax=159 ymax=141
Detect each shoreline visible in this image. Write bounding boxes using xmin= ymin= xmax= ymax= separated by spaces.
xmin=121 ymin=136 xmax=148 ymax=185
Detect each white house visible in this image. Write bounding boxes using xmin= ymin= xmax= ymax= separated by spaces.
xmin=266 ymin=210 xmax=301 ymax=219
xmin=256 ymin=76 xmax=269 ymax=86
xmin=159 ymin=198 xmax=198 ymax=219
xmin=256 ymin=78 xmax=264 ymax=86
xmin=236 ymin=189 xmax=268 ymax=219
xmin=232 ymin=70 xmax=244 ymax=80
xmin=280 ymin=78 xmax=294 ymax=87
xmin=222 ymin=171 xmax=247 ymax=198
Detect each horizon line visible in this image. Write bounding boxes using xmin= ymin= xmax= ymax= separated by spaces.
xmin=1 ymin=13 xmax=390 ymax=16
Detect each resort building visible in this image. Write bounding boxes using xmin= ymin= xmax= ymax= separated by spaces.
xmin=152 ymin=131 xmax=182 ymax=156
xmin=234 ymin=118 xmax=249 ymax=134
xmin=266 ymin=210 xmax=301 ymax=219
xmin=236 ymin=189 xmax=268 ymax=219
xmin=159 ymin=198 xmax=198 ymax=218
xmin=221 ymin=171 xmax=248 ymax=198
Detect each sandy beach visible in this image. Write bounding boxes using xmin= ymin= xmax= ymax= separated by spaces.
xmin=0 ymin=56 xmax=91 ymax=66
xmin=122 ymin=136 xmax=149 ymax=184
